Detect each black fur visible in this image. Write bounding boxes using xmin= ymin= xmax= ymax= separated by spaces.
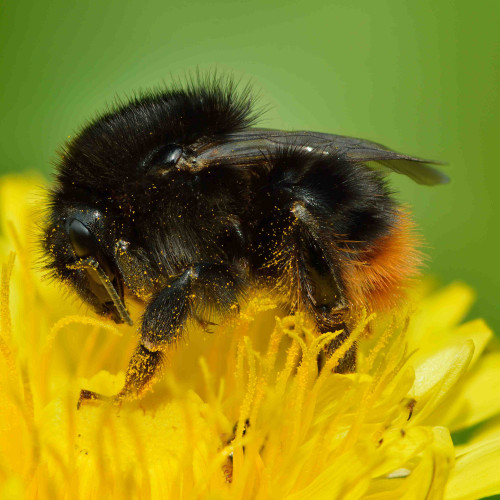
xmin=41 ymin=76 xmax=420 ymax=402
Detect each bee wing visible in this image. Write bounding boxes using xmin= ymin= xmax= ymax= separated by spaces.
xmin=220 ymin=129 xmax=449 ymax=185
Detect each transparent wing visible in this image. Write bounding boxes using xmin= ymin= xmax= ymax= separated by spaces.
xmin=218 ymin=129 xmax=449 ymax=185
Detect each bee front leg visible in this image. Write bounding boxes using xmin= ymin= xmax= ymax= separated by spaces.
xmin=78 ymin=263 xmax=245 ymax=408
xmin=77 ymin=344 xmax=163 ymax=408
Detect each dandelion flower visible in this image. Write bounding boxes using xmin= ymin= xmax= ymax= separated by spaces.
xmin=0 ymin=175 xmax=499 ymax=499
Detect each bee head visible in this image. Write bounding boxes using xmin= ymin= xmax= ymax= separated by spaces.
xmin=43 ymin=204 xmax=133 ymax=325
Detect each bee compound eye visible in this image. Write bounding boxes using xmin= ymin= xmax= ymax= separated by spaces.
xmin=150 ymin=144 xmax=183 ymax=168
xmin=68 ymin=219 xmax=99 ymax=258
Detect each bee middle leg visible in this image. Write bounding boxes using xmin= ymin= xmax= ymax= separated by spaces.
xmin=78 ymin=262 xmax=245 ymax=407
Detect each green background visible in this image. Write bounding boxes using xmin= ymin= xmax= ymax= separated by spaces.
xmin=1 ymin=0 xmax=499 ymax=333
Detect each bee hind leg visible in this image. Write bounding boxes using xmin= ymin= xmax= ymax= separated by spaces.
xmin=316 ymin=317 xmax=356 ymax=374
xmin=288 ymin=201 xmax=357 ymax=374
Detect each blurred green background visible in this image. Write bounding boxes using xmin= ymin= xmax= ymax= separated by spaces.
xmin=1 ymin=0 xmax=498 ymax=333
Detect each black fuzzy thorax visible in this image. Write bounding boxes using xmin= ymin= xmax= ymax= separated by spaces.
xmin=55 ymin=78 xmax=256 ymax=188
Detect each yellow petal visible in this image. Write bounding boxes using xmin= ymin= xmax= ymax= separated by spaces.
xmin=285 ymin=448 xmax=373 ymax=500
xmin=432 ymin=351 xmax=500 ymax=431
xmin=445 ymin=424 xmax=500 ymax=499
xmin=407 ymin=295 xmax=490 ymax=370
xmin=409 ymin=340 xmax=474 ymax=425
xmin=0 ymin=175 xmax=45 ymax=246
xmin=371 ymin=426 xmax=434 ymax=477
xmin=406 ymin=283 xmax=475 ymax=355
xmin=462 ymin=415 xmax=500 ymax=446
xmin=365 ymin=427 xmax=454 ymax=500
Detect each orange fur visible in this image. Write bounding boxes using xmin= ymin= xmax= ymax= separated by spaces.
xmin=340 ymin=210 xmax=422 ymax=311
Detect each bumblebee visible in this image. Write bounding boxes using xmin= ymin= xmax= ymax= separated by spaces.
xmin=42 ymin=76 xmax=448 ymax=406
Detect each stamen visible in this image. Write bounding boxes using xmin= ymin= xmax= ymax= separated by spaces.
xmin=68 ymin=257 xmax=133 ymax=325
